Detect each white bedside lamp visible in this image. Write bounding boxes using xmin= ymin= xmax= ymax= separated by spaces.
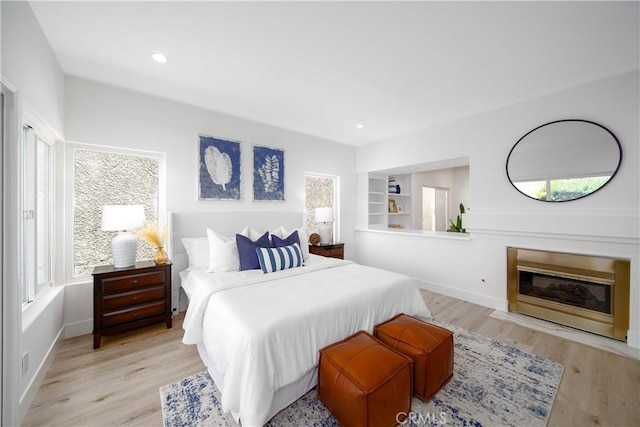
xmin=314 ymin=207 xmax=334 ymax=245
xmin=101 ymin=205 xmax=145 ymax=268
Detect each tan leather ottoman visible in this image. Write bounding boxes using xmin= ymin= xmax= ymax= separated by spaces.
xmin=374 ymin=314 xmax=453 ymax=402
xmin=318 ymin=331 xmax=413 ymax=427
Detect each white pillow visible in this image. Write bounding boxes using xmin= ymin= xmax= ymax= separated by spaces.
xmin=239 ymin=226 xmax=263 ymax=241
xmin=181 ymin=237 xmax=210 ymax=270
xmin=206 ymin=228 xmax=240 ymax=272
xmin=279 ymin=225 xmax=310 ymax=260
xmin=206 ymin=226 xmax=262 ymax=272
xmin=270 ymin=226 xmax=284 ymax=239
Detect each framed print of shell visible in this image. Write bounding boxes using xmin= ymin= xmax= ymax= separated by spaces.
xmin=199 ymin=134 xmax=242 ymax=200
xmin=253 ymin=145 xmax=285 ymax=201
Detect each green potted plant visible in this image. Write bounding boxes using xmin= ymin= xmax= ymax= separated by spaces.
xmin=448 ymin=203 xmax=467 ymax=233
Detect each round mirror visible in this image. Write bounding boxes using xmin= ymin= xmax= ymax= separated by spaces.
xmin=506 ymin=119 xmax=622 ymax=202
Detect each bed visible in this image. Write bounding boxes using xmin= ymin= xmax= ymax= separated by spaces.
xmin=169 ymin=211 xmax=431 ymax=426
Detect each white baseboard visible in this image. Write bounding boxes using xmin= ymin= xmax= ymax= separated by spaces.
xmin=415 ymin=278 xmax=508 ymax=311
xmin=63 ymin=318 xmax=93 ymax=339
xmin=20 ymin=327 xmax=63 ymax=423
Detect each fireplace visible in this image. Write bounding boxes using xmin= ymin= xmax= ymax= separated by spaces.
xmin=507 ymin=247 xmax=630 ymax=341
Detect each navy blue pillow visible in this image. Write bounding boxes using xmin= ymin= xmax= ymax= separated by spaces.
xmin=272 ymin=230 xmax=301 ymax=248
xmin=236 ymin=232 xmax=271 ymax=271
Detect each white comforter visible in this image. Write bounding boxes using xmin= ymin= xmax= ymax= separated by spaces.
xmin=182 ymin=256 xmax=431 ymax=426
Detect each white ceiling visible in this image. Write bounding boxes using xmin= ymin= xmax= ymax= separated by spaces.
xmin=29 ymin=1 xmax=639 ymax=146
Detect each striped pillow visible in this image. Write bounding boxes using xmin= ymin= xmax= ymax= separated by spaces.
xmin=256 ymin=243 xmax=304 ymax=274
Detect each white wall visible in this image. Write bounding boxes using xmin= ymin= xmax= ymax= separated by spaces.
xmin=63 ymin=76 xmax=357 ymax=335
xmin=1 ymin=1 xmax=66 ymax=423
xmin=19 ymin=288 xmax=64 ymax=421
xmin=0 ymin=1 xmax=65 ymax=135
xmin=355 ymin=71 xmax=640 ymax=348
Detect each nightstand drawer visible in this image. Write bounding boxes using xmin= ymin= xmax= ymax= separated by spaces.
xmin=324 ymin=247 xmax=344 ymax=258
xmin=309 ymin=243 xmax=345 ymax=259
xmin=92 ymin=261 xmax=172 ymax=349
xmin=101 ymin=271 xmax=165 ymax=294
xmin=101 ymin=286 xmax=166 ymax=311
xmin=101 ymin=301 xmax=166 ymax=328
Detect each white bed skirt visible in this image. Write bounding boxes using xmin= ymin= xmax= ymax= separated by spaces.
xmin=196 ymin=341 xmax=318 ymax=425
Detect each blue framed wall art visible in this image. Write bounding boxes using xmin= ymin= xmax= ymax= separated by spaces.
xmin=253 ymin=145 xmax=285 ymax=201
xmin=199 ymin=135 xmax=242 ymax=200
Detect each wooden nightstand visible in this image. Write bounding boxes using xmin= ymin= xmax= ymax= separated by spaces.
xmin=92 ymin=260 xmax=172 ymax=349
xmin=309 ymin=243 xmax=344 ymax=260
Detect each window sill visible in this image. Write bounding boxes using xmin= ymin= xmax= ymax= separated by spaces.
xmin=22 ymin=285 xmax=63 ymax=333
xmin=356 ymin=227 xmax=471 ymax=240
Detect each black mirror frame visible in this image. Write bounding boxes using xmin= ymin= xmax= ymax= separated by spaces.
xmin=506 ymin=119 xmax=622 ymax=203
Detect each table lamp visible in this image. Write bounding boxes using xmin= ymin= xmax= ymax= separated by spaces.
xmin=314 ymin=207 xmax=334 ymax=245
xmin=101 ymin=205 xmax=145 ymax=268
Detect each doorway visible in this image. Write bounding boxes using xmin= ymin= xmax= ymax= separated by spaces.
xmin=422 ymin=186 xmax=449 ymax=231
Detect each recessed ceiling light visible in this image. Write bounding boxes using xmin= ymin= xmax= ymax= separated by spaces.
xmin=356 ymin=124 xmax=364 ymax=129
xmin=151 ymin=52 xmax=168 ymax=63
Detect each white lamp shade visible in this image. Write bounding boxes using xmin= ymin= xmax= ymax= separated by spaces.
xmin=101 ymin=205 xmax=145 ymax=231
xmin=314 ymin=207 xmax=334 ymax=223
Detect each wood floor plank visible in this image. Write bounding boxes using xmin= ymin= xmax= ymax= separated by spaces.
xmin=23 ymin=316 xmax=204 ymax=427
xmin=23 ymin=291 xmax=639 ymax=426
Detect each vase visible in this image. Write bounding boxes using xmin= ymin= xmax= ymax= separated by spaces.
xmin=154 ymin=247 xmax=168 ymax=265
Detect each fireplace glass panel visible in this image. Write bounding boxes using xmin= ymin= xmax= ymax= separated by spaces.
xmin=518 ymin=271 xmax=611 ymax=314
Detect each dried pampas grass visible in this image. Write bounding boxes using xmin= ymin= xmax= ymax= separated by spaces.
xmin=136 ymin=222 xmax=166 ymax=248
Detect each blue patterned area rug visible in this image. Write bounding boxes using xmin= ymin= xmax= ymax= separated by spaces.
xmin=160 ymin=321 xmax=563 ymax=426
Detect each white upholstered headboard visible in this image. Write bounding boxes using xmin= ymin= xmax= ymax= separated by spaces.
xmin=167 ymin=211 xmax=305 ymax=313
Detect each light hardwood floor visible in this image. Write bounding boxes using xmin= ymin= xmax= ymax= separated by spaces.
xmin=23 ymin=290 xmax=639 ymax=426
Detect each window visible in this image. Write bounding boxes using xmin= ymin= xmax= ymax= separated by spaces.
xmin=304 ymin=173 xmax=339 ymax=240
xmin=69 ymin=145 xmax=164 ymax=278
xmin=21 ymin=125 xmax=54 ymax=304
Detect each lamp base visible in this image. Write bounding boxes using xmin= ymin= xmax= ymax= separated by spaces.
xmin=112 ymin=232 xmax=138 ymax=268
xmin=318 ymin=223 xmax=332 ymax=245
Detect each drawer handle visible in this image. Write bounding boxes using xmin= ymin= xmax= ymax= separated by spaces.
xmin=133 ymin=279 xmax=138 ymax=284
xmin=133 ymin=296 xmax=138 ymax=302
xmin=134 ymin=312 xmax=138 ymax=317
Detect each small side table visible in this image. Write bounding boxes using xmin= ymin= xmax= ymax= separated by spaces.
xmin=309 ymin=243 xmax=344 ymax=260
xmin=92 ymin=260 xmax=172 ymax=349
